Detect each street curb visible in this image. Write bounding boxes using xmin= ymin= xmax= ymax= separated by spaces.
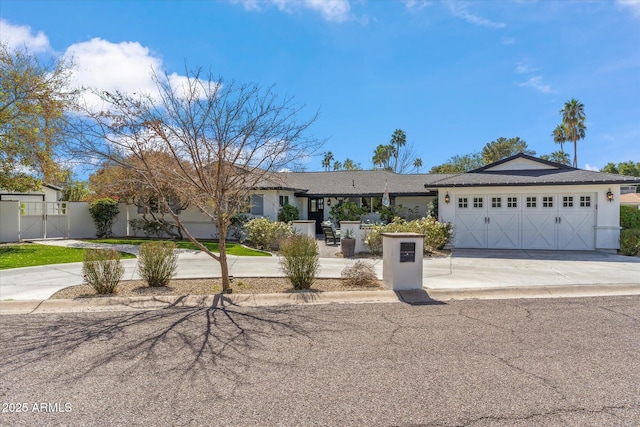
xmin=0 ymin=290 xmax=401 ymax=314
xmin=2 ymin=284 xmax=639 ymax=314
xmin=426 ymin=283 xmax=640 ymax=300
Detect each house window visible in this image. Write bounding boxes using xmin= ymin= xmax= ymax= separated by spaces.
xmin=563 ymin=196 xmax=574 ymax=208
xmin=250 ymin=194 xmax=264 ymax=215
xmin=491 ymin=197 xmax=501 ymax=208
xmin=458 ymin=197 xmax=468 ymax=208
xmin=507 ymin=197 xmax=518 ymax=208
xmin=526 ymin=196 xmax=537 ymax=208
xmin=543 ymin=196 xmax=553 ymax=208
xmin=580 ymin=196 xmax=591 ymax=207
xmin=279 ymin=195 xmax=289 ymax=207
xmin=473 ymin=197 xmax=483 ymax=208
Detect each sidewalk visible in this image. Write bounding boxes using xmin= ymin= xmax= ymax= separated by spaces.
xmin=1 ymin=241 xmax=639 ymax=313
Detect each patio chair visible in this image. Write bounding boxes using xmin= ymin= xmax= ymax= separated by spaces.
xmin=321 ymin=221 xmax=341 ymax=245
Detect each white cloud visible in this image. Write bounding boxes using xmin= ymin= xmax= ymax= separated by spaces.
xmin=63 ymin=38 xmax=164 ymax=109
xmin=617 ymin=0 xmax=640 ymax=17
xmin=447 ymin=1 xmax=506 ymax=29
xmin=584 ymin=163 xmax=600 ymax=171
xmin=501 ymin=37 xmax=516 ymax=45
xmin=403 ymin=0 xmax=433 ymax=11
xmin=232 ymin=0 xmax=352 ymax=22
xmin=304 ymin=0 xmax=351 ymax=22
xmin=516 ymin=76 xmax=555 ymax=94
xmin=515 ymin=62 xmax=539 ymax=74
xmin=0 ymin=19 xmax=51 ymax=52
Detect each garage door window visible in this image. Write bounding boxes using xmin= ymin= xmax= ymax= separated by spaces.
xmin=543 ymin=196 xmax=554 ymax=208
xmin=458 ymin=197 xmax=468 ymax=208
xmin=491 ymin=197 xmax=502 ymax=208
xmin=473 ymin=197 xmax=483 ymax=208
xmin=580 ymin=196 xmax=591 ymax=207
xmin=507 ymin=197 xmax=518 ymax=208
xmin=563 ymin=196 xmax=574 ymax=207
xmin=526 ymin=196 xmax=537 ymax=208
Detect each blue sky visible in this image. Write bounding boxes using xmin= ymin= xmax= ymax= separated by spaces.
xmin=1 ymin=0 xmax=639 ymax=174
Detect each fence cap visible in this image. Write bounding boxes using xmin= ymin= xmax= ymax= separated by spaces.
xmin=380 ymin=232 xmax=425 ymax=238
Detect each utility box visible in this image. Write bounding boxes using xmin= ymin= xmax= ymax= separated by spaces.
xmin=382 ymin=232 xmax=424 ymax=290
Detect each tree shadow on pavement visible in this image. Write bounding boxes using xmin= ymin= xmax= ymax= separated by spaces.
xmin=0 ymin=295 xmax=348 ymax=397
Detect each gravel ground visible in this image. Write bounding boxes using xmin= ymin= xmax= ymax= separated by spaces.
xmin=50 ymin=277 xmax=383 ymax=299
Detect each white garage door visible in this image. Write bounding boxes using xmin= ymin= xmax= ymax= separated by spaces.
xmin=455 ymin=193 xmax=595 ymax=250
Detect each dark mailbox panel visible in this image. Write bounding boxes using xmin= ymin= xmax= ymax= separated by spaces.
xmin=400 ymin=242 xmax=416 ymax=263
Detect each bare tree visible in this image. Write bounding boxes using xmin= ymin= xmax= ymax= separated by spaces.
xmin=71 ymin=68 xmax=320 ymax=291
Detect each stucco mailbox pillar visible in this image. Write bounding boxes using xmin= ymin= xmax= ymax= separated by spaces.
xmin=292 ymin=220 xmax=316 ymax=238
xmin=382 ymin=232 xmax=424 ymax=290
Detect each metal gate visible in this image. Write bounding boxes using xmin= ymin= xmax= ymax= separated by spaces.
xmin=19 ymin=202 xmax=69 ymax=240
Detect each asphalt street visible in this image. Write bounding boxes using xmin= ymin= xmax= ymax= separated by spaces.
xmin=1 ymin=296 xmax=639 ymax=426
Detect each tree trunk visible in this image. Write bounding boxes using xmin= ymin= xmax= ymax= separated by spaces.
xmin=217 ymin=220 xmax=231 ymax=292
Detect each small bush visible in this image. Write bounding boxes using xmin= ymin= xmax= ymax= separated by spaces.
xmin=278 ymin=204 xmax=300 ymax=223
xmin=245 ymin=217 xmax=293 ymax=251
xmin=138 ymin=241 xmax=178 ymax=287
xmin=280 ymin=235 xmax=319 ymax=290
xmin=89 ymin=198 xmax=120 ymax=238
xmin=415 ymin=217 xmax=453 ymax=252
xmin=82 ymin=248 xmax=124 ymax=294
xmin=364 ymin=216 xmax=453 ymax=254
xmin=341 ymin=261 xmax=378 ymax=287
xmin=620 ymin=229 xmax=640 ymax=256
xmin=620 ymin=206 xmax=640 ymax=230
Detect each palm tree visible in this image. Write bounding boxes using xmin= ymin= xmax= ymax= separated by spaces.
xmin=372 ymin=144 xmax=394 ymax=170
xmin=413 ymin=158 xmax=423 ymax=173
xmin=560 ymin=98 xmax=586 ymax=168
xmin=322 ymin=151 xmax=334 ymax=171
xmin=390 ymin=129 xmax=406 ymax=172
xmin=343 ymin=158 xmax=360 ymax=170
xmin=541 ymin=150 xmax=571 ymax=165
xmin=551 ymin=124 xmax=567 ymax=154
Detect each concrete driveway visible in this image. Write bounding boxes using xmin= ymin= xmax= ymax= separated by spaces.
xmin=424 ymin=249 xmax=640 ymax=291
xmin=1 ymin=241 xmax=639 ymax=301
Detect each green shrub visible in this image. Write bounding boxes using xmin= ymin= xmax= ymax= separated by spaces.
xmin=245 ymin=217 xmax=293 ymax=251
xmin=229 ymin=214 xmax=249 ymax=241
xmin=329 ymin=201 xmax=367 ymax=223
xmin=620 ymin=206 xmax=640 ymax=230
xmin=279 ymin=235 xmax=319 ymax=290
xmin=278 ymin=203 xmax=300 ymax=223
xmin=82 ymin=248 xmax=124 ymax=294
xmin=138 ymin=241 xmax=178 ymax=287
xmin=364 ymin=216 xmax=453 ymax=254
xmin=620 ymin=229 xmax=640 ymax=256
xmin=415 ymin=217 xmax=453 ymax=252
xmin=379 ymin=204 xmax=419 ymax=223
xmin=341 ymin=261 xmax=378 ymax=287
xmin=89 ymin=198 xmax=120 ymax=238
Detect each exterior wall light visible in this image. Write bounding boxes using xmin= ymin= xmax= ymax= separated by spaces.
xmin=444 ymin=192 xmax=451 ymax=204
xmin=606 ymin=189 xmax=614 ymax=202
xmin=326 ymin=198 xmax=332 ymax=206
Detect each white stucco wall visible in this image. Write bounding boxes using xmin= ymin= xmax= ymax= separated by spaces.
xmin=0 ymin=201 xmax=20 ymax=242
xmin=68 ymin=202 xmax=97 ymax=239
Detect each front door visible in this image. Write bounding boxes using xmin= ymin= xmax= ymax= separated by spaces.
xmin=308 ymin=198 xmax=324 ymax=234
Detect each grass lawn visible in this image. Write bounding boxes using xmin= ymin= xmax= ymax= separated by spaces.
xmin=0 ymin=243 xmax=136 ymax=270
xmin=87 ymin=238 xmax=271 ymax=257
